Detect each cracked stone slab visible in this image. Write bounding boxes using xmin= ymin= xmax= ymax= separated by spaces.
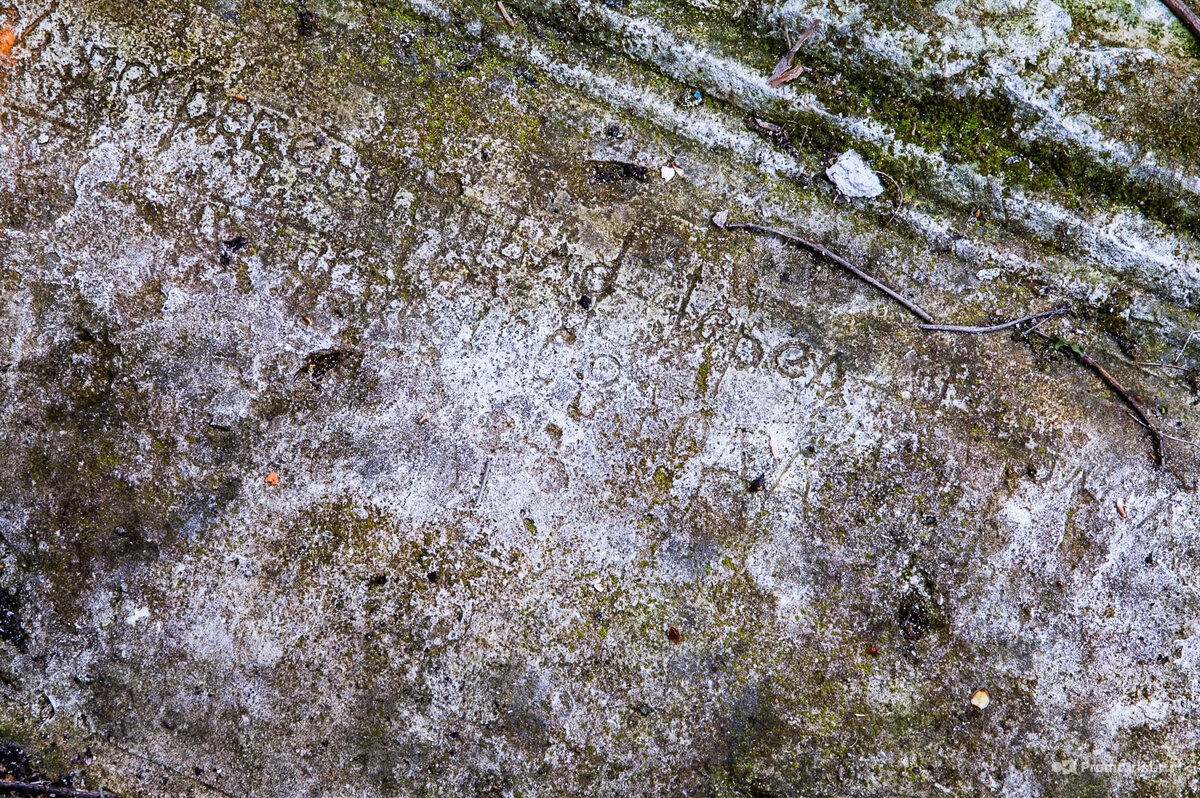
xmin=1 ymin=0 xmax=1200 ymax=795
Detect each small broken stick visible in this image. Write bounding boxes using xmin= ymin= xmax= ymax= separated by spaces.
xmin=921 ymin=307 xmax=1070 ymax=334
xmin=1031 ymin=330 xmax=1165 ymax=468
xmin=711 ymin=209 xmax=1164 ymax=468
xmin=768 ymin=21 xmax=818 ymax=88
xmin=476 ymin=458 xmax=491 ymax=504
xmin=712 ymin=212 xmax=934 ymax=323
xmin=1161 ymin=0 xmax=1200 ymax=41
xmin=926 ymin=310 xmax=1165 ymax=466
xmin=497 ymin=0 xmax=515 ymax=27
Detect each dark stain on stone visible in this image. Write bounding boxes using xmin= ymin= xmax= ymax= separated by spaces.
xmin=299 ymin=349 xmax=350 ymax=382
xmin=15 ymin=322 xmax=164 ymax=595
xmin=513 ymin=65 xmax=538 ymax=86
xmin=0 ymin=588 xmax=27 ymax=652
xmin=484 ymin=662 xmax=550 ymax=753
xmin=590 ymin=161 xmax=648 ymax=183
xmin=0 ymin=742 xmax=38 ymax=782
xmin=6 ymin=294 xmax=252 ymax=624
xmin=896 ymin=575 xmax=948 ymax=646
xmin=298 ymin=7 xmax=318 ymax=37
xmin=719 ymin=683 xmax=814 ymax=796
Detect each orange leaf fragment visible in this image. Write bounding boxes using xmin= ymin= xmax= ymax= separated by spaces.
xmin=265 ymin=471 xmax=279 ymax=485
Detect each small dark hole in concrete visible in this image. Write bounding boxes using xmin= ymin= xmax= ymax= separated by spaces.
xmin=896 ymin=595 xmax=929 ymax=641
xmin=300 ymin=349 xmax=345 ymax=382
xmin=298 ymin=8 xmax=318 ymax=36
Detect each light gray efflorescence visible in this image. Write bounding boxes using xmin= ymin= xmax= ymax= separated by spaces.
xmin=2 ymin=0 xmax=1200 ymax=795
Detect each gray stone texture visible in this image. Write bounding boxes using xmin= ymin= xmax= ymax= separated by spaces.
xmin=2 ymin=0 xmax=1200 ymax=795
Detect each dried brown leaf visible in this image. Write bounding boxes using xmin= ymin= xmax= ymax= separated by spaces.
xmin=768 ymin=22 xmax=818 ymax=87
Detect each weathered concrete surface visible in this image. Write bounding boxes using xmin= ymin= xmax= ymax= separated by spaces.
xmin=2 ymin=0 xmax=1200 ymax=794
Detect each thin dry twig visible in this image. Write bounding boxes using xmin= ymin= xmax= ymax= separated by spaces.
xmin=496 ymin=0 xmax=515 ymax=27
xmin=768 ymin=22 xmax=818 ymax=88
xmin=934 ymin=315 xmax=1166 ymax=466
xmin=712 ymin=213 xmax=934 ymax=323
xmin=1137 ymin=361 xmax=1189 ymax=371
xmin=101 ymin=739 xmax=240 ymax=798
xmin=0 ymin=782 xmax=119 ymax=798
xmin=711 ymin=211 xmax=1165 ymax=468
xmin=1030 ymin=330 xmax=1165 ymax=467
xmin=1173 ymin=329 xmax=1200 ymax=364
xmin=476 ymin=458 xmax=491 ymax=504
xmin=1161 ymin=0 xmax=1200 ymax=41
xmin=921 ymin=307 xmax=1070 ymax=334
xmin=1126 ymin=411 xmax=1200 ymax=450
xmin=15 ymin=7 xmax=52 ymax=48
xmin=1020 ymin=313 xmax=1060 ymax=338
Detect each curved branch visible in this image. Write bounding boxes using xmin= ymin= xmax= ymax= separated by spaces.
xmin=1030 ymin=331 xmax=1166 ymax=468
xmin=711 ymin=212 xmax=1166 ymax=468
xmin=921 ymin=307 xmax=1070 ymax=334
xmin=718 ymin=218 xmax=934 ymax=323
xmin=1162 ymin=0 xmax=1200 ymax=41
